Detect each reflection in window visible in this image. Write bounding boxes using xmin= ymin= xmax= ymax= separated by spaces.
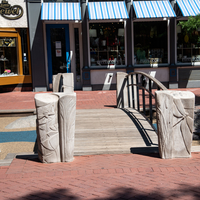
xmin=134 ymin=21 xmax=168 ymax=65
xmin=89 ymin=22 xmax=125 ymax=67
xmin=0 ymin=37 xmax=18 ymax=76
xmin=177 ymin=22 xmax=200 ymax=63
xmin=21 ymin=29 xmax=30 ymax=75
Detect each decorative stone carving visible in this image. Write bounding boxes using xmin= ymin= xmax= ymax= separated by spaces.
xmin=52 ymin=73 xmax=62 ymax=92
xmin=52 ymin=73 xmax=74 ymax=93
xmin=35 ymin=92 xmax=76 ymax=163
xmin=156 ymin=90 xmax=195 ymax=159
xmin=35 ymin=93 xmax=60 ymax=163
xmin=62 ymin=73 xmax=74 ymax=93
xmin=56 ymin=93 xmax=76 ymax=162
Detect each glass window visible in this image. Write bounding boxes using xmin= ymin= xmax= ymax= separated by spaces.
xmin=89 ymin=22 xmax=125 ymax=67
xmin=177 ymin=21 xmax=200 ymax=64
xmin=134 ymin=21 xmax=168 ymax=65
xmin=0 ymin=37 xmax=18 ymax=76
xmin=20 ymin=29 xmax=30 ymax=75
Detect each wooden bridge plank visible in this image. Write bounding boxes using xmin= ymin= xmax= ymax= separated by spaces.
xmin=74 ymin=108 xmax=158 ymax=155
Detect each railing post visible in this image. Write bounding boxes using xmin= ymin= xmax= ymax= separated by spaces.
xmin=142 ymin=75 xmax=146 ymax=115
xmin=127 ymin=76 xmax=130 ymax=107
xmin=131 ymin=74 xmax=135 ymax=109
xmin=149 ymin=78 xmax=152 ymax=124
xmin=136 ymin=74 xmax=140 ymax=112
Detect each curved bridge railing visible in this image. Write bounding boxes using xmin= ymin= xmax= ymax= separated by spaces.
xmin=117 ymin=71 xmax=167 ymax=126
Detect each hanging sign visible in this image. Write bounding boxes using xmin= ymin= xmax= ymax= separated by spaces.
xmin=0 ymin=0 xmax=23 ymax=20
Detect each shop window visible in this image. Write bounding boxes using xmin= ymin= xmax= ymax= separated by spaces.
xmin=0 ymin=37 xmax=18 ymax=76
xmin=0 ymin=28 xmax=31 ymax=78
xmin=134 ymin=21 xmax=168 ymax=65
xmin=20 ymin=29 xmax=30 ymax=75
xmin=177 ymin=22 xmax=200 ymax=64
xmin=89 ymin=22 xmax=125 ymax=67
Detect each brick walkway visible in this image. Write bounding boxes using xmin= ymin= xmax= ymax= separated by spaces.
xmin=0 ymin=88 xmax=199 ymax=111
xmin=1 ymin=153 xmax=200 ymax=199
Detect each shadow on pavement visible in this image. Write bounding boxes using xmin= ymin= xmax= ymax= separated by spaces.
xmin=12 ymin=185 xmax=200 ymax=200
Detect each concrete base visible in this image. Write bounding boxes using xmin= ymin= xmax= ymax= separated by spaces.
xmin=82 ymin=86 xmax=92 ymax=91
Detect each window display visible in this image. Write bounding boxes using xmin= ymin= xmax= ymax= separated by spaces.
xmin=134 ymin=21 xmax=168 ymax=65
xmin=89 ymin=22 xmax=125 ymax=67
xmin=0 ymin=37 xmax=18 ymax=76
xmin=177 ymin=21 xmax=200 ymax=64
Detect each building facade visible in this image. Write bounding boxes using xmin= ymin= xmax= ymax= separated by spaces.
xmin=0 ymin=0 xmax=32 ymax=92
xmin=26 ymin=0 xmax=200 ymax=92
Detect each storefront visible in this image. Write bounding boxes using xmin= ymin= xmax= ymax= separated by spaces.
xmin=27 ymin=0 xmax=200 ymax=91
xmin=27 ymin=0 xmax=82 ymax=91
xmin=175 ymin=0 xmax=200 ymax=88
xmin=0 ymin=0 xmax=32 ymax=92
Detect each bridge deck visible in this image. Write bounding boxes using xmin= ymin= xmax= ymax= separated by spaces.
xmin=74 ymin=108 xmax=158 ymax=156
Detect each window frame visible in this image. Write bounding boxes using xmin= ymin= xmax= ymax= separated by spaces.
xmin=132 ymin=18 xmax=170 ymax=68
xmin=88 ymin=20 xmax=127 ymax=69
xmin=176 ymin=17 xmax=200 ymax=66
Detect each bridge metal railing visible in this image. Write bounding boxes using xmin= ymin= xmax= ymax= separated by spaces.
xmin=117 ymin=71 xmax=167 ymax=128
xmin=126 ymin=71 xmax=168 ymax=125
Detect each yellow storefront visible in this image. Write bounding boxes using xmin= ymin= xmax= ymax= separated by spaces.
xmin=0 ymin=0 xmax=32 ymax=92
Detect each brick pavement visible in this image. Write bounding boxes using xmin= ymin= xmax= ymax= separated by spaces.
xmin=1 ymin=153 xmax=200 ymax=199
xmin=0 ymin=88 xmax=199 ymax=111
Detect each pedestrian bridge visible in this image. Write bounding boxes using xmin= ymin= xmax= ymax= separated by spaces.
xmin=74 ymin=108 xmax=158 ymax=156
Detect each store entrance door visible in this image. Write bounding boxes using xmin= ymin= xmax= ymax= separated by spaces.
xmin=46 ymin=24 xmax=70 ymax=84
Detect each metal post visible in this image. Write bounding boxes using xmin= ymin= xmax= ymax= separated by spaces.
xmin=131 ymin=74 xmax=135 ymax=109
xmin=136 ymin=74 xmax=140 ymax=112
xmin=149 ymin=79 xmax=152 ymax=124
xmin=142 ymin=75 xmax=146 ymax=115
xmin=127 ymin=76 xmax=130 ymax=107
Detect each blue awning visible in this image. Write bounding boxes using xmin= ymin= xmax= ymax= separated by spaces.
xmin=41 ymin=3 xmax=81 ymax=20
xmin=88 ymin=1 xmax=129 ymax=20
xmin=133 ymin=1 xmax=176 ymax=18
xmin=177 ymin=0 xmax=200 ymax=17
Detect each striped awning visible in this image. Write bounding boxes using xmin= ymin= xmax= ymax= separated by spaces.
xmin=88 ymin=1 xmax=129 ymax=20
xmin=133 ymin=1 xmax=176 ymax=18
xmin=176 ymin=0 xmax=200 ymax=17
xmin=41 ymin=3 xmax=81 ymax=20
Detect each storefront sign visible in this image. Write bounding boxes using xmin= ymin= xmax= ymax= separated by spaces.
xmin=0 ymin=0 xmax=23 ymax=20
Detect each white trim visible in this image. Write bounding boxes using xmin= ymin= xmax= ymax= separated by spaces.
xmin=43 ymin=22 xmax=49 ymax=89
xmin=168 ymin=19 xmax=170 ymax=65
xmin=87 ymin=19 xmax=90 ymax=67
xmin=89 ymin=19 xmax=127 ymax=23
xmin=133 ymin=18 xmax=173 ymax=22
xmin=124 ymin=20 xmax=127 ymax=66
xmin=132 ymin=17 xmax=134 ymax=66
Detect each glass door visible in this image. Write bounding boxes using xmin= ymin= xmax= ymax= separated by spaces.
xmin=46 ymin=24 xmax=70 ymax=84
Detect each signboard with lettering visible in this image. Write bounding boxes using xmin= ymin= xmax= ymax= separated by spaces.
xmin=0 ymin=0 xmax=23 ymax=20
xmin=0 ymin=0 xmax=27 ymax=27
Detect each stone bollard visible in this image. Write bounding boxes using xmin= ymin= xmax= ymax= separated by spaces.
xmin=35 ymin=93 xmax=60 ymax=163
xmin=35 ymin=92 xmax=76 ymax=163
xmin=155 ymin=90 xmax=195 ymax=159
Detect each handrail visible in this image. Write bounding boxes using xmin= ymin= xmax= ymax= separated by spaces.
xmin=125 ymin=71 xmax=168 ymax=127
xmin=126 ymin=71 xmax=168 ymax=90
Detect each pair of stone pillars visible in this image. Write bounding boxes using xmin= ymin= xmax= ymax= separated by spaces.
xmin=116 ymin=72 xmax=195 ymax=159
xmin=35 ymin=73 xmax=76 ymax=163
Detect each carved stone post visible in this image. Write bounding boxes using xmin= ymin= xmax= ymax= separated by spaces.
xmin=35 ymin=93 xmax=60 ymax=163
xmin=56 ymin=93 xmax=76 ymax=162
xmin=155 ymin=90 xmax=195 ymax=159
